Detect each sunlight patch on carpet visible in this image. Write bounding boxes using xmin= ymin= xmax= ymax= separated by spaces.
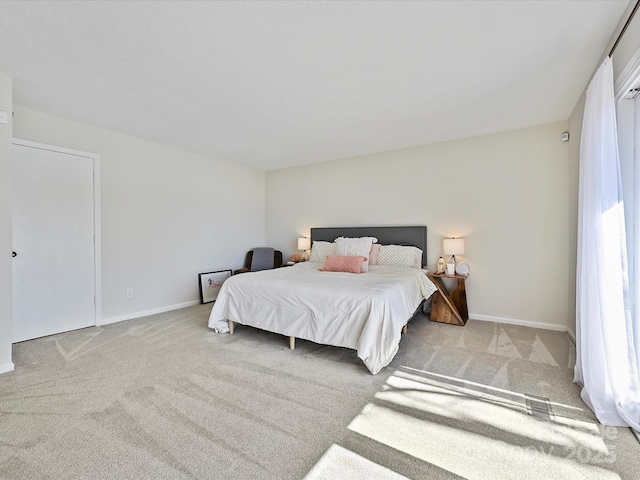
xmin=303 ymin=444 xmax=408 ymax=480
xmin=346 ymin=369 xmax=620 ymax=480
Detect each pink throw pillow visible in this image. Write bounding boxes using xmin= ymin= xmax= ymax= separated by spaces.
xmin=369 ymin=244 xmax=381 ymax=265
xmin=319 ymin=255 xmax=367 ymax=274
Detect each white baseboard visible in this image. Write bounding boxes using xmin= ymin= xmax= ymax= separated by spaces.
xmin=469 ymin=313 xmax=568 ymax=333
xmin=0 ymin=362 xmax=15 ymax=375
xmin=98 ymin=300 xmax=201 ymax=326
xmin=566 ymin=328 xmax=576 ymax=345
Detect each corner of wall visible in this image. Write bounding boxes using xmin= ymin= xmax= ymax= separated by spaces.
xmin=0 ymin=72 xmax=13 ymax=373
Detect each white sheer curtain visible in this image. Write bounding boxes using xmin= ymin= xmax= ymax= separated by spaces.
xmin=575 ymin=57 xmax=640 ymax=430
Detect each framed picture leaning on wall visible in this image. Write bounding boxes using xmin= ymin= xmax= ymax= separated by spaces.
xmin=198 ymin=269 xmax=232 ymax=304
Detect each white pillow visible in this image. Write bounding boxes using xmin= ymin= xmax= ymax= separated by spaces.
xmin=334 ymin=237 xmax=377 ymax=272
xmin=369 ymin=243 xmax=381 ymax=265
xmin=378 ymin=245 xmax=423 ymax=269
xmin=309 ymin=241 xmax=336 ymax=263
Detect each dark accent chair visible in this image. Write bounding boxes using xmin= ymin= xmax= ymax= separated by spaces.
xmin=234 ymin=249 xmax=283 ymax=275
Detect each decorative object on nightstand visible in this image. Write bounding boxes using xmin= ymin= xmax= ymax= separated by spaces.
xmin=436 ymin=256 xmax=446 ymax=274
xmin=297 ymin=237 xmax=311 ymax=261
xmin=455 ymin=262 xmax=470 ymax=276
xmin=443 ymin=237 xmax=465 ymax=265
xmin=428 ymin=272 xmax=469 ymax=326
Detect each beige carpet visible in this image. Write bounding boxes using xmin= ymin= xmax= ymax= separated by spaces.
xmin=0 ymin=304 xmax=639 ymax=479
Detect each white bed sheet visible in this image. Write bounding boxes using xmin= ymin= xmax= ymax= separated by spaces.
xmin=208 ymin=262 xmax=437 ymax=374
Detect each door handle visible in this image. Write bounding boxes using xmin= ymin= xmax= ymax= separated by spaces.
xmin=12 ymin=251 xmax=17 ymax=258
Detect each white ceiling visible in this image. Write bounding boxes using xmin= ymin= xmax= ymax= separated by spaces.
xmin=0 ymin=1 xmax=630 ymax=171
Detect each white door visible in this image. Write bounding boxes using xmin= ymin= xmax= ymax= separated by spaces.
xmin=12 ymin=142 xmax=96 ymax=342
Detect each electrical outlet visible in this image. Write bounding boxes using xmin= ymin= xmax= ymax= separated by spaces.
xmin=126 ymin=288 xmax=133 ymax=298
xmin=0 ymin=110 xmax=7 ymax=124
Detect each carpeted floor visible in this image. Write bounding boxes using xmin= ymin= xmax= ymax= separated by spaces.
xmin=1 ymin=304 xmax=639 ymax=479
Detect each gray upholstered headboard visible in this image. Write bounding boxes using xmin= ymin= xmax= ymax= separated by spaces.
xmin=310 ymin=226 xmax=427 ymax=267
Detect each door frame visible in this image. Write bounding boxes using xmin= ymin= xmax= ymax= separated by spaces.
xmin=12 ymin=138 xmax=102 ymax=326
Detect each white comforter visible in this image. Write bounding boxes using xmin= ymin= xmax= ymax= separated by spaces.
xmin=208 ymin=262 xmax=437 ymax=374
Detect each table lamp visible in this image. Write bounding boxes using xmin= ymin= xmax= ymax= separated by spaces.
xmin=443 ymin=237 xmax=465 ymax=265
xmin=298 ymin=237 xmax=311 ymax=261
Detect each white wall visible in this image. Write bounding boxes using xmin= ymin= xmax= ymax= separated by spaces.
xmin=266 ymin=121 xmax=571 ymax=330
xmin=0 ymin=74 xmax=13 ymax=373
xmin=13 ymin=106 xmax=265 ymax=322
xmin=567 ymin=93 xmax=584 ymax=341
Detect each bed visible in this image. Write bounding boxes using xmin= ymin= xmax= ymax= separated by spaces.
xmin=208 ymin=226 xmax=437 ymax=374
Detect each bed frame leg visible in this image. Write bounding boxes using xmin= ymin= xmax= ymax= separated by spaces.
xmin=229 ymin=320 xmax=234 ymax=335
xmin=289 ymin=336 xmax=295 ymax=350
xmin=402 ymin=325 xmax=408 ymax=335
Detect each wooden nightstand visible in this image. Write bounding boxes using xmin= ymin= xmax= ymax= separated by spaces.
xmin=427 ymin=272 xmax=469 ymax=326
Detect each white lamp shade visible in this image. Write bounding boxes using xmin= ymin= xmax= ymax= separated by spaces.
xmin=443 ymin=238 xmax=465 ymax=255
xmin=298 ymin=237 xmax=311 ymax=250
